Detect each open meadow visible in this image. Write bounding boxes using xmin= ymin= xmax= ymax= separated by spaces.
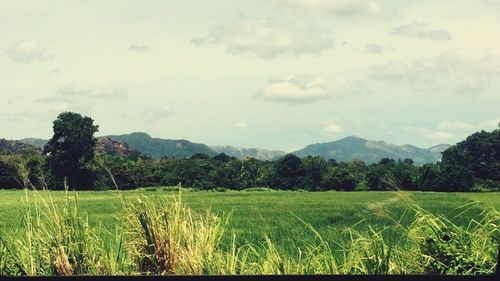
xmin=1 ymin=189 xmax=499 ymax=275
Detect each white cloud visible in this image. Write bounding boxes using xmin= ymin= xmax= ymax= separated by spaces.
xmin=38 ymin=84 xmax=128 ymax=116
xmin=6 ymin=41 xmax=54 ymax=63
xmin=437 ymin=121 xmax=475 ymax=131
xmin=48 ymin=102 xmax=92 ymax=116
xmin=143 ymin=106 xmax=174 ymax=122
xmin=424 ymin=131 xmax=457 ymax=142
xmin=50 ymin=84 xmax=127 ymax=101
xmin=371 ymin=62 xmax=408 ymax=79
xmin=285 ymin=143 xmax=304 ymax=153
xmin=278 ymin=0 xmax=381 ymax=17
xmin=391 ymin=22 xmax=452 ymax=40
xmin=259 ymin=76 xmax=329 ymax=102
xmin=406 ymin=119 xmax=499 ymax=144
xmin=129 ymin=45 xmax=151 ymax=52
xmin=234 ymin=122 xmax=248 ymax=129
xmin=322 ymin=122 xmax=344 ymax=137
xmin=405 ymin=126 xmax=457 ymax=142
xmin=364 ymin=43 xmax=386 ymax=54
xmin=437 ymin=119 xmax=499 ymax=132
xmin=258 ymin=75 xmax=364 ymax=103
xmin=371 ymin=49 xmax=500 ymax=94
xmin=191 ymin=17 xmax=334 ymax=58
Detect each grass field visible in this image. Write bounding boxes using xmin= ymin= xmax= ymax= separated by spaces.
xmin=1 ymin=188 xmax=499 ymax=275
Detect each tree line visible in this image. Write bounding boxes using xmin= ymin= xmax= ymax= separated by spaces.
xmin=1 ymin=112 xmax=499 ymax=192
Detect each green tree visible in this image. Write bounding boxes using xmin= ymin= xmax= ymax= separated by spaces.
xmin=272 ymin=154 xmax=307 ymax=190
xmin=302 ymin=156 xmax=329 ymax=190
xmin=417 ymin=163 xmax=475 ymax=192
xmin=393 ymin=159 xmax=417 ymax=190
xmin=0 ymin=157 xmax=21 ymax=189
xmin=347 ymin=159 xmax=368 ymax=185
xmin=320 ymin=167 xmax=356 ymax=191
xmin=366 ymin=164 xmax=397 ymax=191
xmin=441 ymin=129 xmax=500 ymax=182
xmin=418 ymin=163 xmax=442 ymax=191
xmin=212 ymin=153 xmax=235 ymax=162
xmin=190 ymin=153 xmax=210 ymax=160
xmin=439 ymin=164 xmax=475 ymax=192
xmin=43 ymin=112 xmax=99 ymax=189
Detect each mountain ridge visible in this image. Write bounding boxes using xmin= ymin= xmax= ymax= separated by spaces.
xmin=292 ymin=136 xmax=450 ymax=165
xmin=15 ymin=133 xmax=451 ymax=164
xmin=210 ymin=145 xmax=286 ymax=161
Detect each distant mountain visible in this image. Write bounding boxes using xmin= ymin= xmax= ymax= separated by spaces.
xmin=95 ymin=137 xmax=144 ymax=159
xmin=292 ymin=136 xmax=451 ymax=165
xmin=0 ymin=139 xmax=42 ymax=155
xmin=210 ymin=145 xmax=286 ymax=161
xmin=428 ymin=144 xmax=452 ymax=155
xmin=20 ymin=138 xmax=48 ymax=148
xmin=106 ymin=132 xmax=217 ymax=159
xmin=19 ymin=137 xmax=143 ymax=159
xmin=16 ymin=133 xmax=451 ymax=164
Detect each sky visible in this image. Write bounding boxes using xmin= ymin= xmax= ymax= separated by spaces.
xmin=1 ymin=0 xmax=499 ymax=152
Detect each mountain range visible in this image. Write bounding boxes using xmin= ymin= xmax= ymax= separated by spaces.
xmin=293 ymin=136 xmax=450 ymax=165
xmin=210 ymin=145 xmax=286 ymax=161
xmin=10 ymin=132 xmax=451 ymax=164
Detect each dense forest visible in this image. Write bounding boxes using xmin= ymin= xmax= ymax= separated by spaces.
xmin=1 ymin=112 xmax=499 ymax=192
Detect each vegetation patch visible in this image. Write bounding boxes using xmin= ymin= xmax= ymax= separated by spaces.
xmin=0 ymin=189 xmax=498 ymax=275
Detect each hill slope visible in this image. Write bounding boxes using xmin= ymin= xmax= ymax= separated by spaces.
xmin=95 ymin=137 xmax=144 ymax=159
xmin=0 ymin=139 xmax=42 ymax=155
xmin=18 ymin=137 xmax=143 ymax=159
xmin=19 ymin=138 xmax=48 ymax=148
xmin=292 ymin=136 xmax=450 ymax=165
xmin=17 ymin=134 xmax=451 ymax=163
xmin=106 ymin=132 xmax=217 ymax=159
xmin=210 ymin=145 xmax=286 ymax=161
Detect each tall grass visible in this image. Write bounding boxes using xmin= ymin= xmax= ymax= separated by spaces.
xmin=122 ymin=193 xmax=232 ymax=275
xmin=0 ymin=189 xmax=498 ymax=275
xmin=0 ymin=165 xmax=498 ymax=275
xmin=3 ymin=187 xmax=110 ymax=275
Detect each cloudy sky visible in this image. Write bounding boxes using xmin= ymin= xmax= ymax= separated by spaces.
xmin=1 ymin=0 xmax=499 ymax=151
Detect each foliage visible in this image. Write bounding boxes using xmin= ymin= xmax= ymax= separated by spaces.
xmin=43 ymin=112 xmax=99 ymax=190
xmin=441 ymin=129 xmax=500 ymax=182
xmin=320 ymin=167 xmax=356 ymax=191
xmin=271 ymin=154 xmax=307 ymax=190
xmin=1 ymin=124 xmax=499 ymax=192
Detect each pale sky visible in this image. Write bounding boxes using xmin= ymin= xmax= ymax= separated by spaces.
xmin=1 ymin=0 xmax=499 ymax=151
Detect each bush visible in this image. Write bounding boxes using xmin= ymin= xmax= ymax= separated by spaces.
xmin=472 ymin=179 xmax=500 ymax=192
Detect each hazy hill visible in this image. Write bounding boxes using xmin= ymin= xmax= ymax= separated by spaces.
xmin=428 ymin=144 xmax=452 ymax=155
xmin=106 ymin=132 xmax=217 ymax=159
xmin=17 ymin=134 xmax=451 ymax=164
xmin=0 ymin=139 xmax=42 ymax=155
xmin=292 ymin=136 xmax=451 ymax=165
xmin=210 ymin=145 xmax=286 ymax=161
xmin=95 ymin=137 xmax=144 ymax=159
xmin=18 ymin=137 xmax=143 ymax=159
xmin=19 ymin=138 xmax=48 ymax=148
xmin=18 ymin=134 xmax=215 ymax=160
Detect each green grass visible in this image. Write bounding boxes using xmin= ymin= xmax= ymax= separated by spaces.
xmin=0 ymin=190 xmax=498 ymax=253
xmin=0 ymin=189 xmax=499 ymax=275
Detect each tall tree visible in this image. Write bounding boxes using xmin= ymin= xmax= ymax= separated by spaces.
xmin=272 ymin=154 xmax=307 ymax=190
xmin=44 ymin=112 xmax=99 ymax=189
xmin=441 ymin=129 xmax=500 ymax=182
